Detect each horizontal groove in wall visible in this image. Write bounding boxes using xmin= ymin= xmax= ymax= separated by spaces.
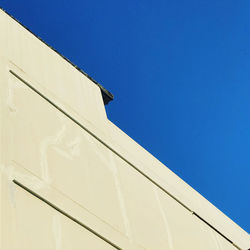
xmin=9 ymin=70 xmax=242 ymax=250
xmin=192 ymin=212 xmax=241 ymax=250
xmin=13 ymin=180 xmax=121 ymax=250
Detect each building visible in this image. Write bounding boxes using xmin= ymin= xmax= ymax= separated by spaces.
xmin=0 ymin=8 xmax=249 ymax=250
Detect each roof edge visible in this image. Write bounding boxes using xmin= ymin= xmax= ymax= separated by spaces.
xmin=0 ymin=7 xmax=114 ymax=105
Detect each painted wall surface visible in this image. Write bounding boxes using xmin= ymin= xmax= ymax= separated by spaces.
xmin=0 ymin=9 xmax=249 ymax=250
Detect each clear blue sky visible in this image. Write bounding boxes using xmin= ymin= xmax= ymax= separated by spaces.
xmin=2 ymin=0 xmax=249 ymax=232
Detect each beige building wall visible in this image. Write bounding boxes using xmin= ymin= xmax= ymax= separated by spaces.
xmin=0 ymin=9 xmax=249 ymax=250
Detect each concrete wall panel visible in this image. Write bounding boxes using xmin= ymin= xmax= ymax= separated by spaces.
xmin=3 ymin=71 xmax=126 ymax=236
